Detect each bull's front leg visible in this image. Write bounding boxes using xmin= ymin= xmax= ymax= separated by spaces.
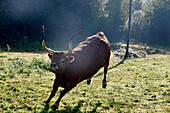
xmin=52 ymin=85 xmax=76 ymax=109
xmin=45 ymin=78 xmax=59 ymax=104
xmin=87 ymin=77 xmax=92 ymax=85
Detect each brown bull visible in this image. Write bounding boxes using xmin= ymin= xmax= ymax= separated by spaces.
xmin=42 ymin=30 xmax=111 ymax=109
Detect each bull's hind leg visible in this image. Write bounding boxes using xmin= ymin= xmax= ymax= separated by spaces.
xmin=102 ymin=49 xmax=111 ymax=88
xmin=87 ymin=77 xmax=91 ymax=85
xmin=102 ymin=64 xmax=108 ymax=88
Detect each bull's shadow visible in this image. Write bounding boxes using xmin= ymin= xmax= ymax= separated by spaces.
xmin=40 ymin=100 xmax=101 ymax=113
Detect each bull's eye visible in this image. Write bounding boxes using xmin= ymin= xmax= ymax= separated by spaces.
xmin=60 ymin=59 xmax=65 ymax=64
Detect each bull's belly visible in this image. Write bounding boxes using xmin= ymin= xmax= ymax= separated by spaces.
xmin=60 ymin=66 xmax=103 ymax=88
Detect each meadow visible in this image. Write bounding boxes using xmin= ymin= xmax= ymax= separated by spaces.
xmin=0 ymin=52 xmax=169 ymax=112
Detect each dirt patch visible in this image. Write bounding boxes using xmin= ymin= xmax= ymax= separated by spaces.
xmin=111 ymin=44 xmax=170 ymax=58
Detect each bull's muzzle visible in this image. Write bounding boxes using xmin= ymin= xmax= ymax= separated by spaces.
xmin=50 ymin=63 xmax=59 ymax=71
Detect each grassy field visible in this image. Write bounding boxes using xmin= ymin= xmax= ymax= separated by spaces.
xmin=0 ymin=52 xmax=169 ymax=112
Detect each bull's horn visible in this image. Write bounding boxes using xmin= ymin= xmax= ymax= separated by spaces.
xmin=42 ymin=25 xmax=55 ymax=55
xmin=64 ymin=30 xmax=84 ymax=56
xmin=42 ymin=39 xmax=55 ymax=55
xmin=64 ymin=40 xmax=72 ymax=56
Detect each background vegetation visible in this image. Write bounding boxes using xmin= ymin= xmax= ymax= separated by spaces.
xmin=0 ymin=0 xmax=169 ymax=51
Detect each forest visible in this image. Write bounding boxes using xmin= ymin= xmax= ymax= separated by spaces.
xmin=0 ymin=0 xmax=169 ymax=51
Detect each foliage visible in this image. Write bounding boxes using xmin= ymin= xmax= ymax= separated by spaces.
xmin=123 ymin=0 xmax=170 ymax=48
xmin=6 ymin=44 xmax=10 ymax=52
xmin=0 ymin=52 xmax=170 ymax=112
xmin=0 ymin=45 xmax=2 ymax=52
xmin=134 ymin=0 xmax=144 ymax=10
xmin=142 ymin=0 xmax=170 ymax=46
xmin=0 ymin=44 xmax=11 ymax=53
xmin=124 ymin=10 xmax=146 ymax=42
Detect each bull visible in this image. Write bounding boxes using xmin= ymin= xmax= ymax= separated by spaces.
xmin=42 ymin=27 xmax=111 ymax=109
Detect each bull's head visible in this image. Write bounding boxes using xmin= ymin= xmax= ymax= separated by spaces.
xmin=42 ymin=25 xmax=82 ymax=73
xmin=42 ymin=40 xmax=74 ymax=73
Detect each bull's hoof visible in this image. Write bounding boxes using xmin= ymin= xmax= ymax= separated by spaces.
xmin=42 ymin=101 xmax=49 ymax=107
xmin=87 ymin=79 xmax=91 ymax=85
xmin=51 ymin=103 xmax=59 ymax=110
xmin=102 ymin=83 xmax=107 ymax=88
xmin=44 ymin=100 xmax=50 ymax=104
xmin=45 ymin=103 xmax=49 ymax=108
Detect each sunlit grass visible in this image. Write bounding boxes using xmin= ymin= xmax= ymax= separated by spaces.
xmin=0 ymin=52 xmax=169 ymax=112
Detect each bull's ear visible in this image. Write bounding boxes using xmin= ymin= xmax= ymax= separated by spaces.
xmin=66 ymin=56 xmax=75 ymax=63
xmin=48 ymin=54 xmax=53 ymax=60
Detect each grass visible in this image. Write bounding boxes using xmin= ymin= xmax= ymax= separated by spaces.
xmin=0 ymin=52 xmax=170 ymax=112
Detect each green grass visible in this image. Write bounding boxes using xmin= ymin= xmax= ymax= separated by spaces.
xmin=0 ymin=52 xmax=170 ymax=112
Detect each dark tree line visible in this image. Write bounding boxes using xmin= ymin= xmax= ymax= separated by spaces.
xmin=0 ymin=0 xmax=169 ymax=51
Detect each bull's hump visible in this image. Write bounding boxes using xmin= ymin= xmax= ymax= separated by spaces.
xmin=98 ymin=32 xmax=104 ymax=37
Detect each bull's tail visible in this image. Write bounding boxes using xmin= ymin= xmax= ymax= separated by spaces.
xmin=109 ymin=51 xmax=114 ymax=66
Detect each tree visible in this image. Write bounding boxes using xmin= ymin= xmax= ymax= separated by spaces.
xmin=105 ymin=0 xmax=122 ymax=42
xmin=121 ymin=0 xmax=144 ymax=43
xmin=143 ymin=0 xmax=170 ymax=46
xmin=133 ymin=0 xmax=143 ymax=10
xmin=124 ymin=10 xmax=145 ymax=42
